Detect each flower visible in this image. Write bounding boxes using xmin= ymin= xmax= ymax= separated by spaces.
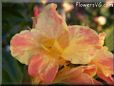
xmin=10 ymin=3 xmax=114 ymax=85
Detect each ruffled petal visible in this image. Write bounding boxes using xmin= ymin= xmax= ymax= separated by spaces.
xmin=35 ymin=3 xmax=69 ymax=50
xmin=28 ymin=54 xmax=59 ymax=84
xmin=35 ymin=3 xmax=68 ymax=39
xmin=10 ymin=3 xmax=69 ymax=65
xmin=68 ymin=25 xmax=100 ymax=45
xmin=54 ymin=65 xmax=99 ymax=85
xmin=90 ymin=47 xmax=114 ymax=84
xmin=10 ymin=28 xmax=63 ymax=65
xmin=62 ymin=25 xmax=99 ymax=64
xmin=10 ymin=29 xmax=43 ymax=65
xmin=91 ymin=47 xmax=114 ymax=77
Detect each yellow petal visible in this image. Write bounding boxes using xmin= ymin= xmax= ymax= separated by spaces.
xmin=62 ymin=25 xmax=99 ymax=64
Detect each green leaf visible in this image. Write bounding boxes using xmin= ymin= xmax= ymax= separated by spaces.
xmin=2 ymin=50 xmax=24 ymax=84
xmin=104 ymin=26 xmax=114 ymax=52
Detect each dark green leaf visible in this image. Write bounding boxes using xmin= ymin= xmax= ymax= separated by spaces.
xmin=2 ymin=50 xmax=24 ymax=84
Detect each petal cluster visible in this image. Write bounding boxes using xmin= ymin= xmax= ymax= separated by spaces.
xmin=10 ymin=3 xmax=114 ymax=85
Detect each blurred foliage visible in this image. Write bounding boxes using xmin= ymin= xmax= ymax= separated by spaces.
xmin=104 ymin=26 xmax=114 ymax=51
xmin=2 ymin=3 xmax=35 ymax=85
xmin=3 ymin=50 xmax=24 ymax=84
xmin=2 ymin=2 xmax=114 ymax=85
xmin=2 ymin=50 xmax=30 ymax=84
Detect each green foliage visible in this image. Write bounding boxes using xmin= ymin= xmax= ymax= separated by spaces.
xmin=2 ymin=3 xmax=33 ymax=84
xmin=104 ymin=26 xmax=114 ymax=51
xmin=2 ymin=3 xmax=33 ymax=46
xmin=2 ymin=50 xmax=24 ymax=84
xmin=2 ymin=49 xmax=30 ymax=84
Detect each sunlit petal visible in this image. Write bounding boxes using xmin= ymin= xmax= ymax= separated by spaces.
xmin=62 ymin=25 xmax=99 ymax=64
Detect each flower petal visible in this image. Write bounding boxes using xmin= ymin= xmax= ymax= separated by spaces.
xmin=10 ymin=3 xmax=69 ymax=65
xmin=35 ymin=3 xmax=69 ymax=50
xmin=91 ymin=47 xmax=114 ymax=77
xmin=28 ymin=54 xmax=59 ymax=84
xmin=28 ymin=54 xmax=43 ymax=76
xmin=98 ymin=32 xmax=106 ymax=46
xmin=97 ymin=72 xmax=114 ymax=85
xmin=62 ymin=25 xmax=99 ymax=64
xmin=62 ymin=73 xmax=94 ymax=85
xmin=10 ymin=28 xmax=61 ymax=65
xmin=54 ymin=65 xmax=98 ymax=85
xmin=68 ymin=25 xmax=99 ymax=45
xmin=90 ymin=47 xmax=114 ymax=84
xmin=35 ymin=3 xmax=68 ymax=39
xmin=10 ymin=29 xmax=42 ymax=65
xmin=83 ymin=65 xmax=97 ymax=77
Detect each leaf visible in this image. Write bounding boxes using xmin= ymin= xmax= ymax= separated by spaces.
xmin=104 ymin=27 xmax=114 ymax=52
xmin=2 ymin=49 xmax=24 ymax=84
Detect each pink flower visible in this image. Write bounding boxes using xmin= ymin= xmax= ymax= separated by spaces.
xmin=10 ymin=3 xmax=114 ymax=85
